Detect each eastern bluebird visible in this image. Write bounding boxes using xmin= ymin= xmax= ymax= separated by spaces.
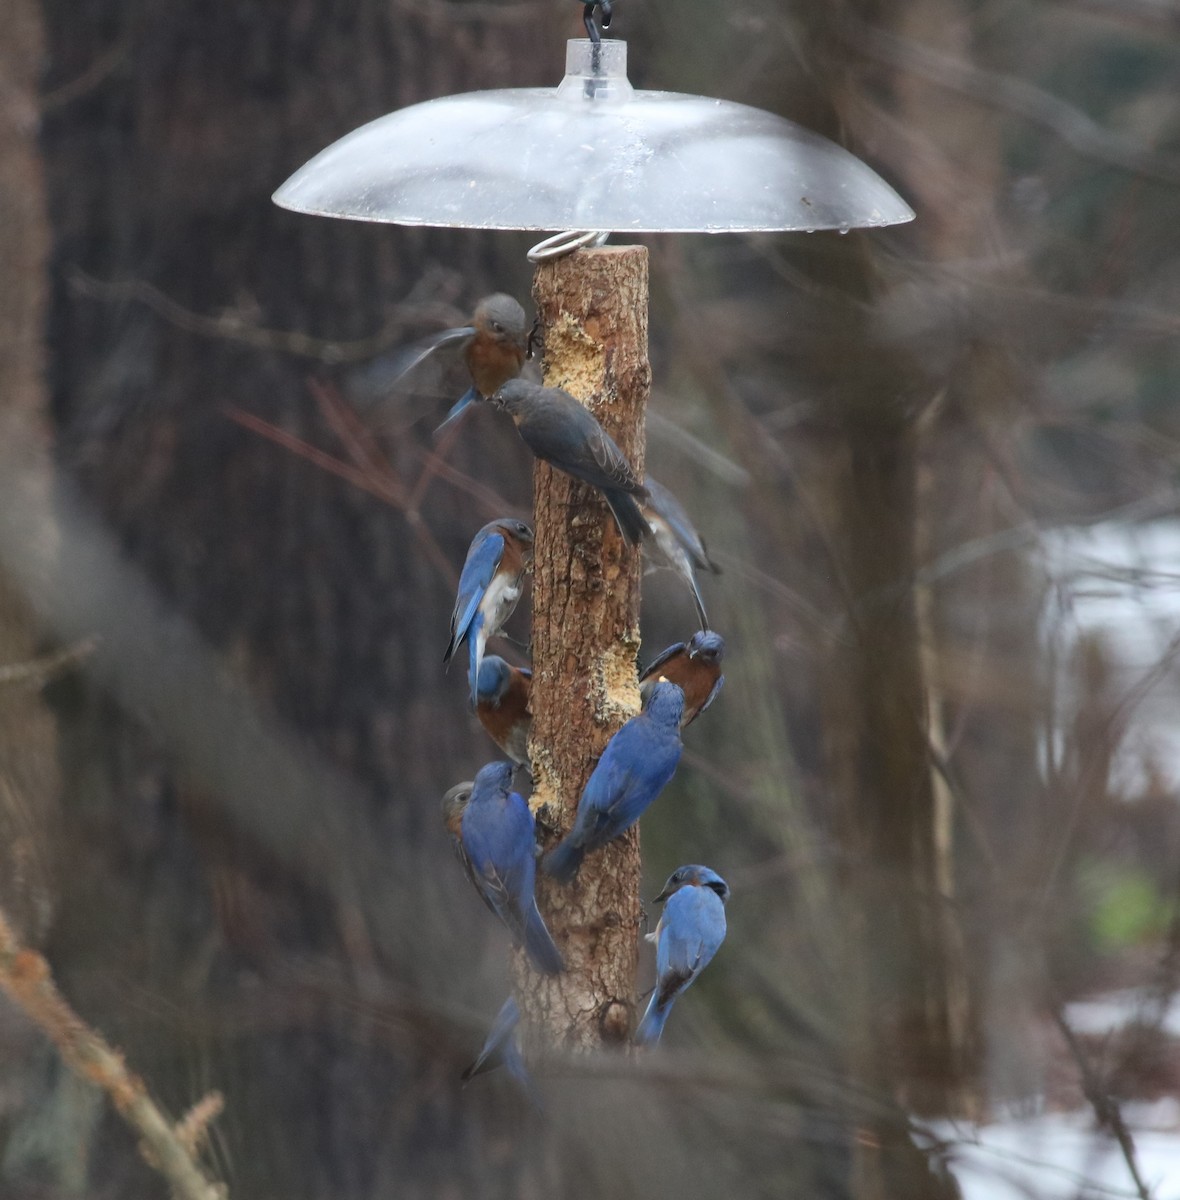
xmin=444 ymin=518 xmax=533 ymax=704
xmin=356 ymin=293 xmax=530 ymax=432
xmin=441 ymin=762 xmax=564 ymax=975
xmin=491 ymin=379 xmax=651 ymax=546
xmin=642 ymin=477 xmax=721 ymax=629
xmin=461 ymin=995 xmax=539 ymax=1105
xmin=639 ymin=630 xmax=725 ymax=729
xmin=475 ymin=655 xmax=533 ymax=767
xmin=634 ymin=864 xmax=729 ymax=1046
xmin=541 ymin=681 xmax=684 ymax=885
xmin=435 ymin=294 xmax=531 ymax=434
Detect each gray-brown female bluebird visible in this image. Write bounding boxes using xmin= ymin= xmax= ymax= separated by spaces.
xmin=491 ymin=379 xmax=651 ymax=546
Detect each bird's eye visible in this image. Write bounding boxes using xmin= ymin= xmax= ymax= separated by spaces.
xmin=491 ymin=321 xmax=504 ymax=334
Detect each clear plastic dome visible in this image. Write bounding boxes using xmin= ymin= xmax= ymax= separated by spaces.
xmin=273 ymin=40 xmax=914 ymax=234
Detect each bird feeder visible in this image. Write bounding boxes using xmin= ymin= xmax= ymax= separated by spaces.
xmin=273 ymin=38 xmax=913 ymax=234
xmin=273 ymin=20 xmax=913 ymax=1055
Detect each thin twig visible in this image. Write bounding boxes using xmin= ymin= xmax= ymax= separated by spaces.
xmin=223 ymin=406 xmax=401 ymax=505
xmin=0 ymin=636 xmax=98 ymax=689
xmin=850 ymin=18 xmax=1180 ymax=187
xmin=1050 ymin=1005 xmax=1154 ymax=1200
xmin=68 ymin=269 xmax=411 ymax=364
xmin=0 ymin=908 xmax=228 ymax=1200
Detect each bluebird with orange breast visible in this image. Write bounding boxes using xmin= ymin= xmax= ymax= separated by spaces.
xmin=634 ymin=864 xmax=729 ymax=1046
xmin=491 ymin=380 xmax=651 ymax=546
xmin=475 ymin=656 xmax=532 ymax=767
xmin=541 ymin=681 xmax=684 ymax=885
xmin=441 ymin=764 xmax=564 ymax=975
xmin=639 ymin=630 xmax=725 ymax=729
xmin=444 ymin=519 xmax=533 ymax=704
xmin=366 ymin=293 xmax=530 ymax=432
xmin=642 ymin=477 xmax=721 ymax=629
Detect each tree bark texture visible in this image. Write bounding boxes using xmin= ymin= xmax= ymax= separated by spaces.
xmin=520 ymin=247 xmax=649 ymax=1050
xmin=0 ymin=0 xmax=59 ymax=950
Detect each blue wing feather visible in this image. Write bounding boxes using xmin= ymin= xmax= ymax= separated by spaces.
xmin=445 ymin=532 xmax=504 ymax=663
xmin=434 ymin=384 xmax=480 ymax=436
xmin=699 ymin=673 xmax=725 ymax=716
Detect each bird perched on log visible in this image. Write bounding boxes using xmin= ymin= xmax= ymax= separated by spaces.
xmin=441 ymin=764 xmax=564 ymax=975
xmin=491 ymin=379 xmax=651 ymax=546
xmin=444 ymin=519 xmax=533 ymax=704
xmin=634 ymin=864 xmax=729 ymax=1046
xmin=642 ymin=477 xmax=721 ymax=629
xmin=639 ymin=630 xmax=725 ymax=729
xmin=474 ymin=656 xmax=532 ymax=767
xmin=360 ymin=294 xmax=530 ymax=433
xmin=542 ymin=681 xmax=683 ymax=885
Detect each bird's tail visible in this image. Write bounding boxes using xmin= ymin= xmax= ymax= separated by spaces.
xmin=699 ymin=534 xmax=723 ymax=576
xmin=467 ymin=620 xmax=487 ymax=705
xmin=434 ymin=385 xmax=479 ymax=438
xmin=634 ymin=994 xmax=672 ymax=1046
xmin=462 ymin=997 xmax=520 ymax=1082
xmin=541 ymin=838 xmax=585 ymax=886
xmin=687 ymin=569 xmax=709 ymax=630
xmin=604 ymin=489 xmax=652 ymax=547
xmin=523 ymin=902 xmax=564 ymax=975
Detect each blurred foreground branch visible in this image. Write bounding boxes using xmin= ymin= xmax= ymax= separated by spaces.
xmin=1050 ymin=1005 xmax=1154 ymax=1200
xmin=0 ymin=907 xmax=228 ymax=1200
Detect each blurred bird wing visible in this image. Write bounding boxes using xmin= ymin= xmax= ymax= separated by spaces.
xmin=645 ymin=479 xmax=712 ymax=569
xmin=462 ymin=996 xmax=521 ymax=1081
xmin=447 ymin=532 xmax=505 ymax=657
xmin=388 ymin=327 xmax=475 ymax=386
xmin=639 ymin=642 xmax=687 ymax=683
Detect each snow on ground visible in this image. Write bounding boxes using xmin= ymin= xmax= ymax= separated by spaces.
xmin=937 ymin=1108 xmax=1180 ymax=1200
xmin=930 ymin=987 xmax=1180 ymax=1199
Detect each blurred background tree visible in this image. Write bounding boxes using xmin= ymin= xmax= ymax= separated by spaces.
xmin=2 ymin=0 xmax=1180 ymax=1197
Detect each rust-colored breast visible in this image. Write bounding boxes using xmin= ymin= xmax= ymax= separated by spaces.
xmin=465 ymin=334 xmax=525 ymax=399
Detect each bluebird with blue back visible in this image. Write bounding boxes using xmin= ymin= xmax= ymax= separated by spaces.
xmin=444 ymin=518 xmax=533 ymax=704
xmin=491 ymin=379 xmax=651 ymax=546
xmin=639 ymin=630 xmax=725 ymax=729
xmin=642 ymin=476 xmax=721 ymax=629
xmin=634 ymin=864 xmax=729 ymax=1046
xmin=541 ymin=681 xmax=684 ymax=885
xmin=475 ymin=655 xmax=532 ymax=766
xmin=441 ymin=763 xmax=563 ymax=975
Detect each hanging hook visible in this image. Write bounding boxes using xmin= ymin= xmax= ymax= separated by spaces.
xmin=527 ymin=230 xmax=611 ymax=264
xmin=582 ymin=0 xmax=613 ymax=44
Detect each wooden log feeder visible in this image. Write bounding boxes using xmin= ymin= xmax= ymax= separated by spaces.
xmin=515 ymin=246 xmax=650 ymax=1051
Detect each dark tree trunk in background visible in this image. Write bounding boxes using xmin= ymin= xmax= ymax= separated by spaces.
xmin=0 ymin=0 xmax=58 ymax=953
xmin=16 ymin=2 xmax=563 ymax=1195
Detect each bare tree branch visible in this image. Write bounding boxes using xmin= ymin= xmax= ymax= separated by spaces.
xmin=1050 ymin=1005 xmax=1155 ymax=1200
xmin=0 ymin=907 xmax=229 ymax=1200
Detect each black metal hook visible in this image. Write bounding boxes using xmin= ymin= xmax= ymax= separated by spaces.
xmin=582 ymin=0 xmax=612 ymax=44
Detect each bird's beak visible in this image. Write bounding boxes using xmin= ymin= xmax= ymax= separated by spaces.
xmin=653 ymin=886 xmax=672 ymax=903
